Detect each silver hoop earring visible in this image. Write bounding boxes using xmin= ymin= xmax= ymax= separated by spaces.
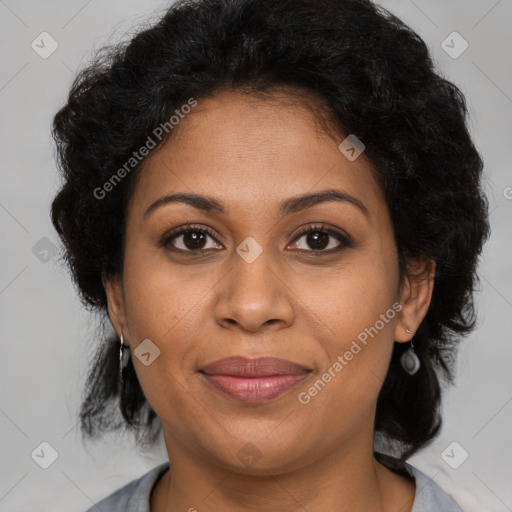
xmin=400 ymin=342 xmax=420 ymax=375
xmin=119 ymin=334 xmax=130 ymax=388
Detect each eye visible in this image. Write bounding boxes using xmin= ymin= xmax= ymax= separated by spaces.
xmin=289 ymin=223 xmax=351 ymax=253
xmin=160 ymin=222 xmax=351 ymax=255
xmin=161 ymin=225 xmax=223 ymax=252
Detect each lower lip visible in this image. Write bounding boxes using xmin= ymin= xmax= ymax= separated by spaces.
xmin=200 ymin=373 xmax=309 ymax=403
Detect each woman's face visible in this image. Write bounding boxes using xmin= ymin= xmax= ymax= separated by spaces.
xmin=105 ymin=89 xmax=430 ymax=474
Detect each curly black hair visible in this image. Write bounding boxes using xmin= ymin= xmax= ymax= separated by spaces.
xmin=51 ymin=0 xmax=490 ymax=458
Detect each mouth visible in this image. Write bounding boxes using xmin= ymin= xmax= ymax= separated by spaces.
xmin=199 ymin=356 xmax=312 ymax=404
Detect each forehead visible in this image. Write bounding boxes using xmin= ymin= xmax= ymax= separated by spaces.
xmin=128 ymin=89 xmax=385 ymax=220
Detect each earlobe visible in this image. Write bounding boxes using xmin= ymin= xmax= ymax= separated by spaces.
xmin=102 ymin=272 xmax=127 ymax=340
xmin=394 ymin=259 xmax=435 ymax=343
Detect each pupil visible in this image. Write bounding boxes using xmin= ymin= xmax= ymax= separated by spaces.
xmin=185 ymin=231 xmax=205 ymax=250
xmin=308 ymin=232 xmax=328 ymax=250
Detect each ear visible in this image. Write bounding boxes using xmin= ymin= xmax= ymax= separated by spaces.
xmin=394 ymin=258 xmax=435 ymax=343
xmin=102 ymin=271 xmax=129 ymax=345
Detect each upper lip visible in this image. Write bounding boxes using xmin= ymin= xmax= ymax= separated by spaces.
xmin=200 ymin=356 xmax=312 ymax=377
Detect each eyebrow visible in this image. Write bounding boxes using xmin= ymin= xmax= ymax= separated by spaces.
xmin=143 ymin=188 xmax=369 ymax=219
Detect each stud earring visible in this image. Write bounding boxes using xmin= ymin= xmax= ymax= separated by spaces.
xmin=119 ymin=333 xmax=130 ymax=389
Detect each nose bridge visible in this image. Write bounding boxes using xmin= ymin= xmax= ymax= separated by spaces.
xmin=234 ymin=237 xmax=276 ymax=295
xmin=214 ymin=236 xmax=295 ymax=331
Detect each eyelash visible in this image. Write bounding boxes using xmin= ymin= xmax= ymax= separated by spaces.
xmin=160 ymin=223 xmax=352 ymax=255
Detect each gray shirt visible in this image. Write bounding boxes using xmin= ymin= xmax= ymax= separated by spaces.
xmin=84 ymin=460 xmax=464 ymax=511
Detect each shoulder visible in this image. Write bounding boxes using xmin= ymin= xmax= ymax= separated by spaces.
xmin=377 ymin=452 xmax=464 ymax=511
xmin=84 ymin=462 xmax=170 ymax=512
xmin=405 ymin=462 xmax=464 ymax=511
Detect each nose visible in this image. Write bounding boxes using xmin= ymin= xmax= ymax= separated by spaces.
xmin=214 ymin=247 xmax=296 ymax=333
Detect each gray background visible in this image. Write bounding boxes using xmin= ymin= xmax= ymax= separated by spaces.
xmin=0 ymin=0 xmax=511 ymax=510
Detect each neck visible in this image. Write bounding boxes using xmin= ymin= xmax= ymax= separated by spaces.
xmin=151 ymin=429 xmax=415 ymax=512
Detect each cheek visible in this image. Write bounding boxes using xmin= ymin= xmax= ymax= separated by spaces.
xmin=120 ymin=247 xmax=206 ymax=403
xmin=298 ymin=245 xmax=399 ymax=401
xmin=122 ymin=241 xmax=210 ymax=340
xmin=296 ymin=293 xmax=398 ymax=436
xmin=293 ymin=240 xmax=399 ymax=342
xmin=121 ymin=260 xmax=204 ymax=435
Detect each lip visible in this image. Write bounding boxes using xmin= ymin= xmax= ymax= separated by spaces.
xmin=200 ymin=356 xmax=312 ymax=404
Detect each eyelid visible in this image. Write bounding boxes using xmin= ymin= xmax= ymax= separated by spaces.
xmin=159 ymin=223 xmax=223 ymax=249
xmin=289 ymin=223 xmax=352 ymax=251
xmin=160 ymin=222 xmax=352 ymax=252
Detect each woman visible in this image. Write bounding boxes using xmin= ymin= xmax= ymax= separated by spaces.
xmin=50 ymin=0 xmax=490 ymax=510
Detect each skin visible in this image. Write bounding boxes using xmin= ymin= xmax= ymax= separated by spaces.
xmin=104 ymin=88 xmax=435 ymax=512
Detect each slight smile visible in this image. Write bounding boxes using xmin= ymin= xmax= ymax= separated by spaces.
xmin=199 ymin=356 xmax=313 ymax=404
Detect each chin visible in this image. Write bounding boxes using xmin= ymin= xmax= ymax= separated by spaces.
xmin=205 ymin=434 xmax=314 ymax=476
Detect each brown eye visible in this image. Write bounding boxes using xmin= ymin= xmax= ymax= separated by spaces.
xmin=303 ymin=231 xmax=330 ymax=250
xmin=180 ymin=230 xmax=208 ymax=250
xmin=289 ymin=224 xmax=351 ymax=253
xmin=161 ymin=226 xmax=223 ymax=252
